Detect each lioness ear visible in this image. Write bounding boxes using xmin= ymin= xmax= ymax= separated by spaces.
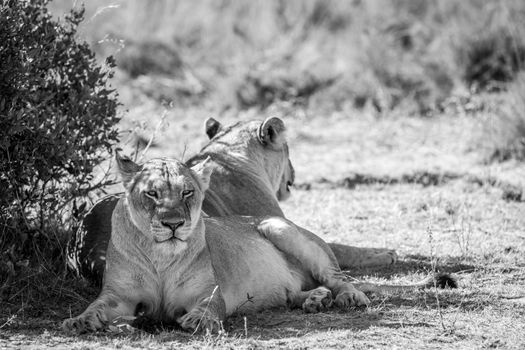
xmin=204 ymin=117 xmax=222 ymax=139
xmin=258 ymin=117 xmax=286 ymax=149
xmin=115 ymin=150 xmax=142 ymax=188
xmin=191 ymin=156 xmax=215 ymax=191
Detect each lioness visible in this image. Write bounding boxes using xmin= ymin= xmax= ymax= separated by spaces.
xmin=67 ymin=117 xmax=397 ymax=285
xmin=63 ymin=154 xmax=371 ymax=333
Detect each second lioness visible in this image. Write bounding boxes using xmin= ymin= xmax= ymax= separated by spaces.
xmin=63 ymin=155 xmax=370 ymax=333
xmin=67 ymin=117 xmax=397 ymax=284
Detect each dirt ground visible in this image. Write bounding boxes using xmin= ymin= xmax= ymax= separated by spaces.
xmin=1 ymin=108 xmax=524 ymax=349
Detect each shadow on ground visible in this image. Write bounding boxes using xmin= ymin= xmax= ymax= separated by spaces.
xmin=0 ymin=307 xmax=386 ymax=343
xmin=0 ymin=255 xmax=491 ymax=344
xmin=225 ymin=308 xmax=385 ymax=339
xmin=348 ymin=254 xmax=478 ymax=279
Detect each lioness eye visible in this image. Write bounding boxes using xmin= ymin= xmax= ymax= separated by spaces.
xmin=145 ymin=190 xmax=158 ymax=198
xmin=182 ymin=189 xmax=194 ymax=198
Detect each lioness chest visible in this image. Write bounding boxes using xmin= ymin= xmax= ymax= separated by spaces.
xmin=155 ymin=248 xmax=218 ymax=321
xmin=204 ymin=217 xmax=306 ymax=315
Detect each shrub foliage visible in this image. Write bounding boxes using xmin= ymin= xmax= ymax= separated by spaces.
xmin=0 ymin=0 xmax=120 ymax=269
xmin=461 ymin=28 xmax=525 ymax=91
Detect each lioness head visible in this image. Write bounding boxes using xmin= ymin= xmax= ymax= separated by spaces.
xmin=116 ymin=151 xmax=214 ymax=243
xmin=204 ymin=116 xmax=295 ymax=201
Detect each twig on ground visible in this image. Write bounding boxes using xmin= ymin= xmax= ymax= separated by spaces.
xmin=0 ymin=314 xmax=17 ymax=330
xmin=427 ymin=224 xmax=447 ymax=332
xmin=138 ymin=109 xmax=168 ymax=162
xmin=180 ymin=143 xmax=188 ymax=162
xmin=192 ymin=285 xmax=221 ymax=336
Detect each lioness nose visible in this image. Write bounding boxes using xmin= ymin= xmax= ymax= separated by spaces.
xmin=161 ymin=219 xmax=185 ymax=232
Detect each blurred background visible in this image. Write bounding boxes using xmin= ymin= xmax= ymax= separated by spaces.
xmin=48 ymin=0 xmax=525 ymax=165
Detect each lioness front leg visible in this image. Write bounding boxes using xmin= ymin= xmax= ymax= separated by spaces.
xmin=258 ymin=217 xmax=370 ymax=308
xmin=329 ymin=244 xmax=398 ymax=269
xmin=62 ymin=292 xmax=135 ymax=333
xmin=177 ymin=291 xmax=226 ymax=333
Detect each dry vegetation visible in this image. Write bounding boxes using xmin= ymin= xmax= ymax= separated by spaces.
xmin=1 ymin=0 xmax=525 ymax=349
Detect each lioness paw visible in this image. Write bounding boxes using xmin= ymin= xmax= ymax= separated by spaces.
xmin=303 ymin=287 xmax=333 ymax=313
xmin=62 ymin=311 xmax=107 ymax=334
xmin=334 ymin=289 xmax=370 ymax=308
xmin=177 ymin=309 xmax=221 ymax=333
xmin=368 ymin=249 xmax=398 ymax=266
xmin=385 ymin=250 xmax=398 ymax=264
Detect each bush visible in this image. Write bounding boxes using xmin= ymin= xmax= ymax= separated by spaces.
xmin=459 ymin=28 xmax=525 ymax=91
xmin=117 ymin=40 xmax=183 ymax=78
xmin=0 ymin=0 xmax=120 ymax=273
xmin=236 ymin=66 xmax=336 ymax=110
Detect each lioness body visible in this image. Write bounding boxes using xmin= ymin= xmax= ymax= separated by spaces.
xmin=108 ymin=200 xmax=307 ymax=319
xmin=67 ymin=118 xmax=396 ymax=285
xmin=63 ymin=156 xmax=369 ymax=333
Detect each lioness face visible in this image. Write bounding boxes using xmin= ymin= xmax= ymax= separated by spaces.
xmin=116 ymin=153 xmax=213 ymax=243
xmin=204 ymin=117 xmax=295 ymax=201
